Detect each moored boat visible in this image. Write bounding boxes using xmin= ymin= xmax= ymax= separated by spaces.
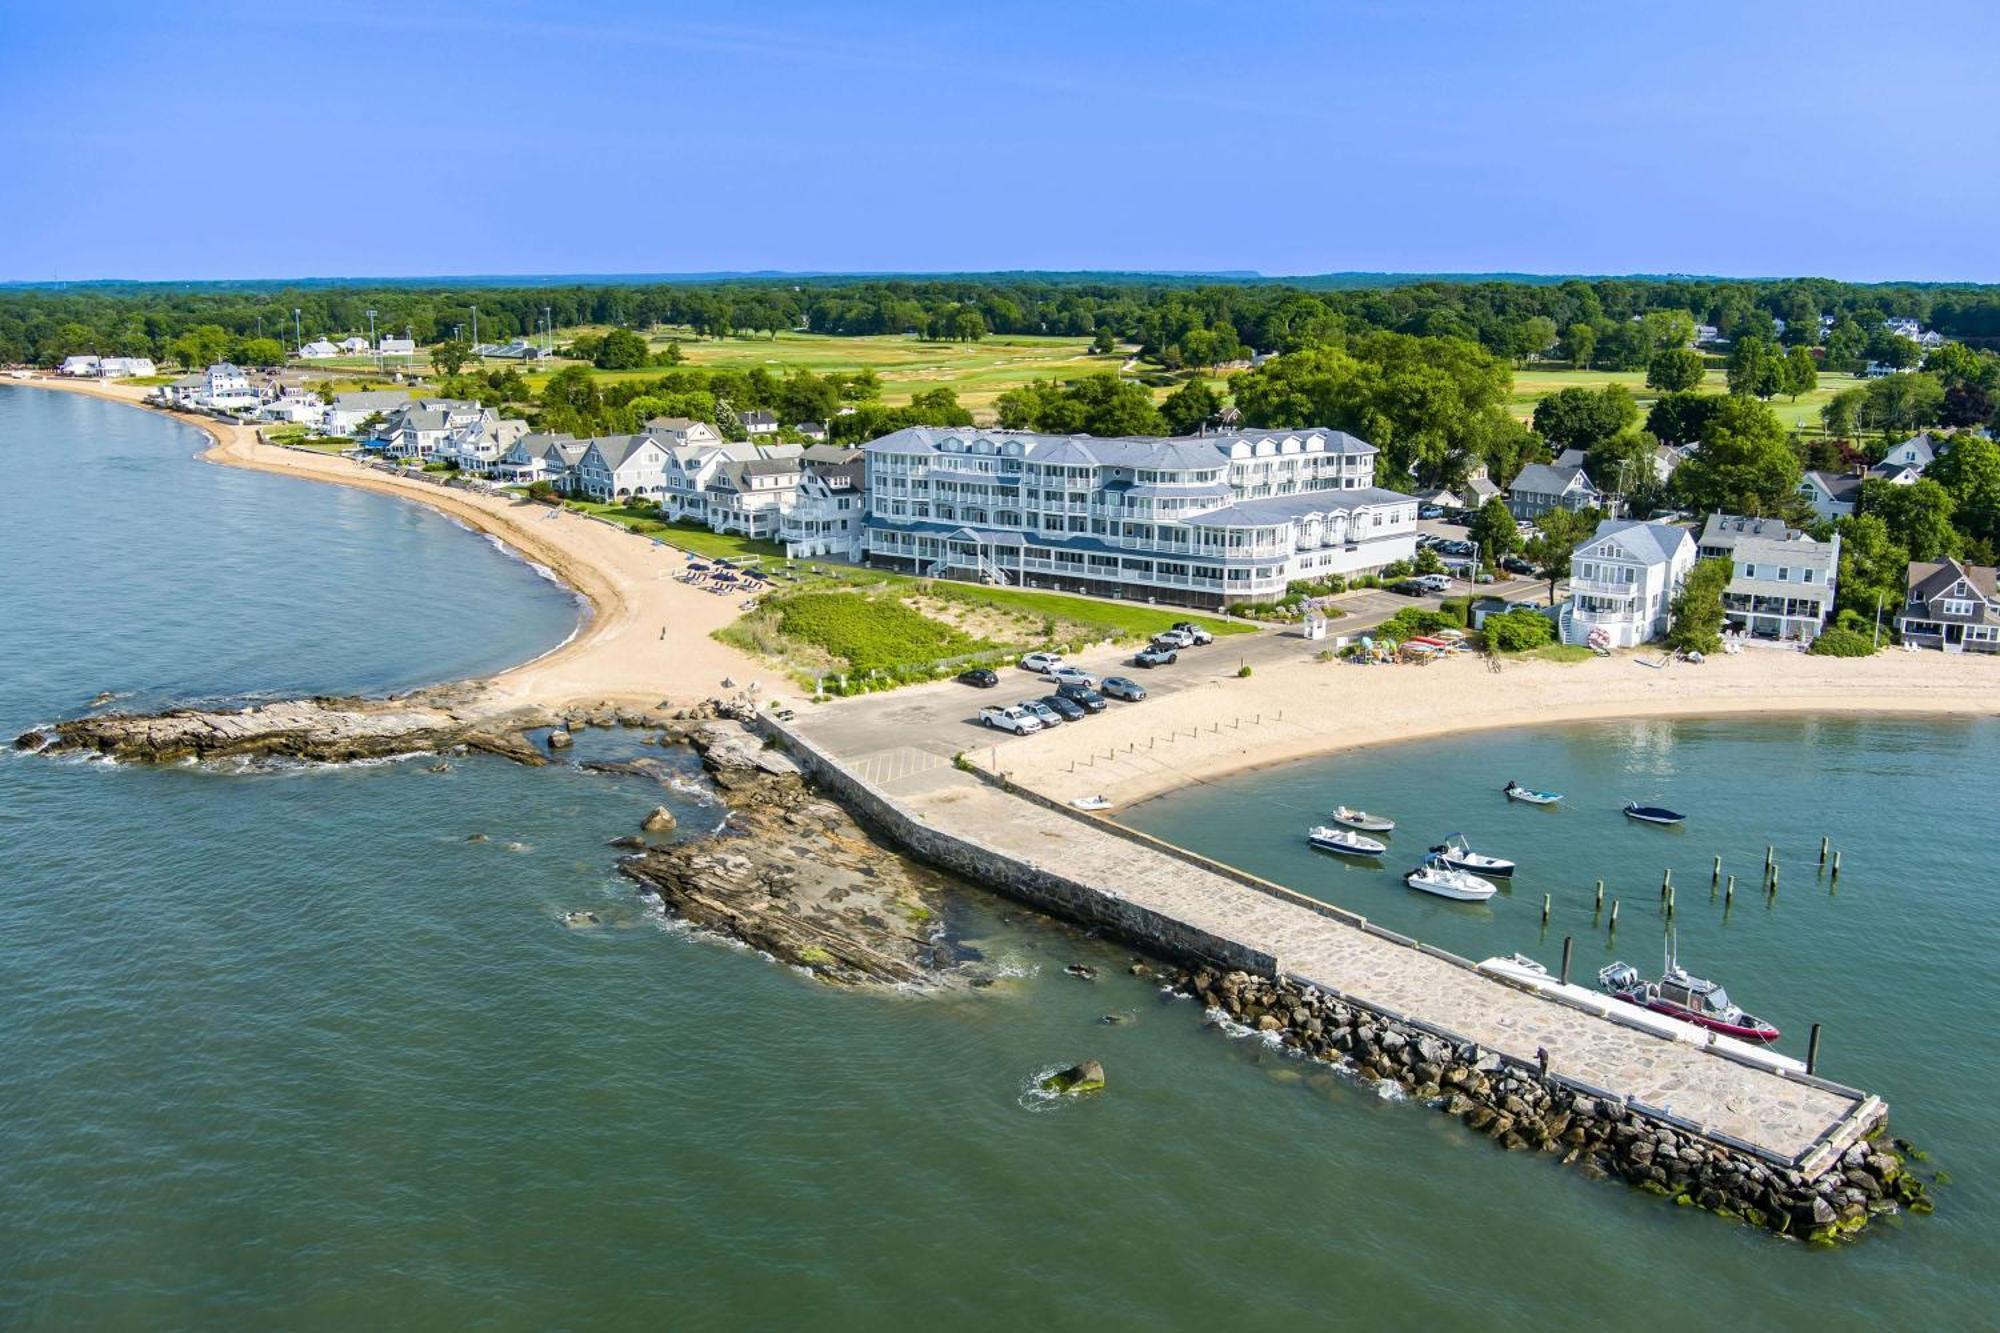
xmin=1331 ymin=805 xmax=1395 ymax=832
xmin=1502 ymin=780 xmax=1563 ymax=806
xmin=1308 ymin=825 xmax=1387 ymax=858
xmin=1428 ymin=833 xmax=1515 ymax=878
xmin=1623 ymin=802 xmax=1686 ymax=826
xmin=1070 ymin=794 xmax=1112 ymax=811
xmin=1598 ymin=942 xmax=1779 ymax=1042
xmin=1404 ymin=853 xmax=1496 ymax=901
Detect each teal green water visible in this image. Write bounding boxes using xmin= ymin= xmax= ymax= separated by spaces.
xmin=3 ymin=388 xmax=1992 ymax=1328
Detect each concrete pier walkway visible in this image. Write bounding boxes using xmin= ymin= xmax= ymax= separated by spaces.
xmin=781 ymin=713 xmax=1883 ymax=1176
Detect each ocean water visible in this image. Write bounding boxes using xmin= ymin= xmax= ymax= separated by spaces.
xmin=2 ymin=387 xmax=1993 ymax=1329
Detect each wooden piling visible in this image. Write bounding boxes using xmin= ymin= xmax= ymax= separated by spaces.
xmin=1609 ymin=899 xmax=1619 ymax=931
xmin=1765 ymin=844 xmax=1774 ymax=871
xmin=1807 ymin=1023 xmax=1823 ymax=1075
xmin=1560 ymin=935 xmax=1574 ymax=987
xmin=1831 ymin=850 xmax=1841 ymax=881
xmin=1662 ymin=867 xmax=1673 ymax=895
xmin=1541 ymin=893 xmax=1551 ymax=924
xmin=1712 ymin=855 xmax=1722 ymax=883
xmin=1769 ymin=863 xmax=1779 ymax=895
xmin=1819 ymin=835 xmax=1829 ymax=865
xmin=1666 ymin=885 xmax=1675 ymax=917
xmin=1725 ymin=874 xmax=1736 ymax=905
xmin=1594 ymin=879 xmax=1604 ymax=911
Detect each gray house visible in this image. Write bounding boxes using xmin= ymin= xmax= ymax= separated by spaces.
xmin=1697 ymin=513 xmax=1839 ymax=645
xmin=1507 ymin=462 xmax=1602 ymax=520
xmin=1896 ymin=558 xmax=2000 ymax=653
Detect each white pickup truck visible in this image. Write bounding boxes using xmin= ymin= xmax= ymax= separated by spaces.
xmin=978 ymin=704 xmax=1044 ymax=734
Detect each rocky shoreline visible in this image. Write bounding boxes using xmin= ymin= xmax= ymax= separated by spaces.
xmin=1182 ymin=967 xmax=1934 ymax=1242
xmin=617 ymin=721 xmax=966 ymax=989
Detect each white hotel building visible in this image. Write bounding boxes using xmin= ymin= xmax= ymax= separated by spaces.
xmin=860 ymin=426 xmax=1417 ymax=607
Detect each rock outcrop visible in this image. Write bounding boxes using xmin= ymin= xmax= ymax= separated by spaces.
xmin=1040 ymin=1061 xmax=1107 ymax=1095
xmin=617 ymin=721 xmax=962 ymax=988
xmin=15 ymin=685 xmax=555 ymax=766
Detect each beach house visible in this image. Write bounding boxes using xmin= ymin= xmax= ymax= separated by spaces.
xmin=195 ymin=363 xmax=258 ymax=412
xmin=322 ymin=390 xmax=411 ymax=436
xmin=1562 ymin=518 xmax=1695 ymax=649
xmin=1507 ymin=462 xmax=1602 ymax=520
xmin=780 ymin=450 xmax=867 ymax=559
xmin=297 ymin=339 xmax=340 ymax=360
xmin=494 ymin=433 xmax=586 ymax=489
xmin=98 ymin=357 xmax=156 ymax=378
xmin=860 ymin=425 xmax=1415 ymax=608
xmin=739 ymin=409 xmax=779 ymax=438
xmin=573 ymin=434 xmax=672 ymax=503
xmin=642 ymin=417 xmax=724 ymax=450
xmin=371 ymin=400 xmax=494 ymax=461
xmin=58 ymin=355 xmax=101 ymax=376
xmin=1697 ymin=513 xmax=1840 ymax=645
xmin=1895 ymin=558 xmax=2000 ymax=653
xmin=706 ymin=457 xmax=803 ymax=538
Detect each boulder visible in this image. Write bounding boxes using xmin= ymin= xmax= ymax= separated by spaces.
xmin=1041 ymin=1061 xmax=1107 ymax=1096
xmin=608 ymin=835 xmax=646 ymax=850
xmin=547 ymin=729 xmax=573 ymax=750
xmin=641 ymin=806 xmax=678 ymax=834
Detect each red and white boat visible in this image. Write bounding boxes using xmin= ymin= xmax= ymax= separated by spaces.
xmin=1597 ymin=941 xmax=1780 ymax=1043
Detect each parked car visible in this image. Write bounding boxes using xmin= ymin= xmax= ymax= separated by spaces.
xmin=957 ymin=667 xmax=999 ymax=688
xmin=1170 ymin=621 xmax=1215 ymax=645
xmin=1039 ymin=693 xmax=1086 ymax=722
xmin=1055 ymin=682 xmax=1108 ymax=712
xmin=1100 ymin=676 xmax=1147 ymax=702
xmin=1018 ymin=651 xmax=1065 ymax=674
xmin=1501 ymin=554 xmax=1535 ymax=575
xmin=1049 ymin=665 xmax=1100 ymax=689
xmin=1414 ymin=573 xmax=1453 ymax=593
xmin=1419 ymin=504 xmax=1445 ymax=519
xmin=1134 ymin=644 xmax=1178 ymax=668
xmin=1152 ymin=628 xmax=1195 ymax=649
xmin=1391 ymin=579 xmax=1429 ymax=596
xmin=1022 ymin=699 xmax=1064 ymax=728
xmin=978 ymin=704 xmax=1042 ymax=734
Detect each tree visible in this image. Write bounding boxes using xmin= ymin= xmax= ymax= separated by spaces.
xmin=537 ymin=365 xmax=603 ymax=434
xmin=1524 ymin=506 xmax=1599 ymax=604
xmin=167 ymin=324 xmax=231 ymax=368
xmin=231 ymin=337 xmax=286 ymax=367
xmin=430 ymin=338 xmax=473 ymax=376
xmin=1562 ymin=322 xmax=1596 ymax=370
xmin=1666 ymin=557 xmax=1732 ymax=654
xmin=1484 ymin=609 xmax=1555 ymax=652
xmin=1861 ymin=373 xmax=1945 ymax=438
xmin=1863 ymin=478 xmax=1961 ymax=561
xmin=1822 ymin=318 xmax=1868 ymax=374
xmin=1646 ymin=348 xmax=1707 ymax=394
xmin=1780 ymin=346 xmax=1819 ymax=401
xmin=1509 ymin=316 xmax=1559 ymax=364
xmin=1670 ymin=395 xmax=1800 ymax=515
xmin=1646 ymin=391 xmax=1721 ymax=447
xmin=594 ymin=328 xmax=650 ymax=370
xmin=1090 ymin=327 xmax=1118 ymax=355
xmin=1820 ymin=387 xmax=1865 ymax=439
xmin=1833 ymin=513 xmax=1909 ymax=627
xmin=1159 ymin=378 xmax=1220 ymax=435
xmin=1725 ymin=336 xmax=1783 ymax=399
xmin=1925 ymin=432 xmax=2000 ymax=544
xmin=1532 ymin=384 xmax=1638 ymax=453
xmin=1468 ymin=497 xmax=1519 ymax=563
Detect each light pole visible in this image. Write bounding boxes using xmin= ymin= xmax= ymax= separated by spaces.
xmin=292 ymin=308 xmax=301 ymax=353
xmin=366 ymin=308 xmax=378 ymax=373
xmin=471 ymin=305 xmax=479 ymax=358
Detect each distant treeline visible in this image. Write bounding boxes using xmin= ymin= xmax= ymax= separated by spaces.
xmin=10 ymin=274 xmax=2000 ymax=369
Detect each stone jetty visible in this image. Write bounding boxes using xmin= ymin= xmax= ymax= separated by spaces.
xmin=770 ymin=711 xmax=1920 ymax=1239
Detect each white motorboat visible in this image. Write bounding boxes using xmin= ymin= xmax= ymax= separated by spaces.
xmin=1330 ymin=805 xmax=1395 ymax=833
xmin=1070 ymin=794 xmax=1112 ymax=812
xmin=1502 ymin=780 xmax=1563 ymax=806
xmin=1308 ymin=825 xmax=1387 ymax=858
xmin=1405 ymin=854 xmax=1497 ymax=901
xmin=1428 ymin=833 xmax=1516 ymax=878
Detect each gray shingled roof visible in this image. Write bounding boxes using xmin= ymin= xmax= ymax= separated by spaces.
xmin=1585 ymin=518 xmax=1691 ymax=567
xmin=583 ymin=435 xmax=656 ymax=469
xmin=861 ymin=424 xmax=1375 ymax=470
xmin=1510 ymin=462 xmax=1594 ymax=496
xmin=1180 ymin=487 xmax=1413 ymax=528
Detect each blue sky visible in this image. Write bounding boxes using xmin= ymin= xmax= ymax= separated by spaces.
xmin=2 ymin=1 xmax=1994 ymax=282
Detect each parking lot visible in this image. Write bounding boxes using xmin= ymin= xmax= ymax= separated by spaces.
xmin=789 ymin=572 xmax=1550 ymax=773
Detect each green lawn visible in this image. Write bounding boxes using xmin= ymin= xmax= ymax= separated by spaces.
xmin=564 ymin=502 xmax=786 ymax=560
xmin=923 ymin=583 xmax=1250 ymax=641
xmin=522 ymin=328 xmax=1134 ymax=419
xmin=1507 ymin=366 xmax=1863 ymax=433
xmin=1510 ymin=643 xmax=1597 ymax=663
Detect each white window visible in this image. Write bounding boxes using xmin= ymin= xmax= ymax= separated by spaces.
xmin=1803 ymin=569 xmax=1816 ymax=584
xmin=1743 ymin=563 xmax=1756 ymax=579
xmin=1777 ymin=567 xmax=1790 ymax=582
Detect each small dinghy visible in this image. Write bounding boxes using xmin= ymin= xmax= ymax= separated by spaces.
xmin=1404 ymin=853 xmax=1497 ymax=901
xmin=1308 ymin=825 xmax=1387 ymax=858
xmin=1331 ymin=805 xmax=1395 ymax=833
xmin=1428 ymin=833 xmax=1515 ymax=878
xmin=1599 ymin=938 xmax=1779 ymax=1042
xmin=1623 ymin=802 xmax=1686 ymax=826
xmin=1070 ymin=794 xmax=1112 ymax=812
xmin=1502 ymin=780 xmax=1563 ymax=806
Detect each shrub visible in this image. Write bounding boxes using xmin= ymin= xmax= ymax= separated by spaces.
xmin=1413 ymin=547 xmax=1446 ymax=575
xmin=1485 ymin=609 xmax=1556 ymax=652
xmin=1237 ymin=665 xmax=1253 ymax=678
xmin=526 ymin=480 xmax=556 ymax=501
xmin=1808 ymin=627 xmax=1878 ymax=657
xmin=1438 ymin=595 xmax=1472 ymax=627
xmin=774 ymin=593 xmax=988 ymax=673
xmin=1380 ymin=559 xmax=1413 ymax=579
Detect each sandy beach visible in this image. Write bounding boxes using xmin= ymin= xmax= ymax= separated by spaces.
xmin=995 ymin=644 xmax=2000 ymax=810
xmin=12 ymin=376 xmax=787 ymax=711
